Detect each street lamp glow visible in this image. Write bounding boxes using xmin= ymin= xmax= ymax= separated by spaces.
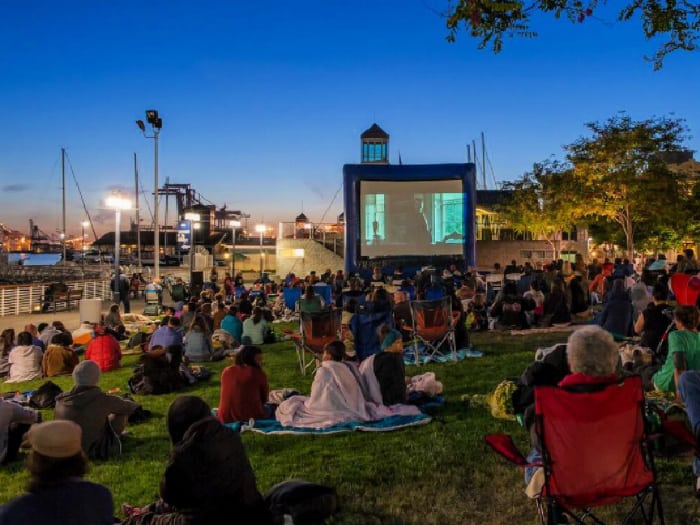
xmin=185 ymin=212 xmax=201 ymax=222
xmin=230 ymin=220 xmax=241 ymax=228
xmin=107 ymin=195 xmax=131 ymax=306
xmin=106 ymin=196 xmax=132 ymax=210
xmin=255 ymin=224 xmax=266 ymax=233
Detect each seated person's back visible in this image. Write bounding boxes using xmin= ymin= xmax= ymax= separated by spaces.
xmin=218 ymin=345 xmax=269 ymax=423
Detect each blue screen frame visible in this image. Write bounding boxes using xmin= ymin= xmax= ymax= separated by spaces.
xmin=342 ymin=163 xmax=477 ymax=274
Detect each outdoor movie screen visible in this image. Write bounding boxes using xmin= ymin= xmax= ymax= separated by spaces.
xmin=359 ymin=179 xmax=465 ymax=258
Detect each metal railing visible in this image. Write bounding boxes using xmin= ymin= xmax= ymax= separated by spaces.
xmin=0 ymin=280 xmax=112 ymax=317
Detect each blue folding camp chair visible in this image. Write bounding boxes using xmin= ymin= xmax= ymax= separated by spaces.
xmin=350 ymin=304 xmax=395 ymax=361
xmin=283 ymin=287 xmax=303 ymax=311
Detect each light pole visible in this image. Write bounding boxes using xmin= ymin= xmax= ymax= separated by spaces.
xmin=106 ymin=195 xmax=132 ymax=305
xmin=185 ymin=212 xmax=200 ymax=287
xmin=255 ymin=224 xmax=266 ymax=280
xmin=136 ymin=109 xmax=162 ymax=279
xmin=81 ymin=221 xmax=89 ymax=273
xmin=230 ymin=219 xmax=241 ymax=278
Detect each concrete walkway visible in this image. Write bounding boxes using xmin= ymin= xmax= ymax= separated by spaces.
xmin=0 ymin=297 xmax=150 ymax=333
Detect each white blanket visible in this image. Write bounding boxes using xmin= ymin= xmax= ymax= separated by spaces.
xmin=276 ymin=360 xmax=419 ymax=428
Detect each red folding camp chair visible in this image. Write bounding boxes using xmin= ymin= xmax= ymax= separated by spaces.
xmin=670 ymin=273 xmax=700 ymax=306
xmin=290 ymin=310 xmax=340 ymax=375
xmin=485 ymin=375 xmax=665 ymax=525
xmin=409 ymin=297 xmax=460 ymax=364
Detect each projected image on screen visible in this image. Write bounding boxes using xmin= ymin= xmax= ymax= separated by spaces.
xmin=360 ymin=180 xmax=464 ymax=257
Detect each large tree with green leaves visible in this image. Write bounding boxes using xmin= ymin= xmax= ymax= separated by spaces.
xmin=564 ymin=114 xmax=691 ymax=257
xmin=445 ymin=0 xmax=700 ymax=69
xmin=497 ymin=161 xmax=578 ymax=259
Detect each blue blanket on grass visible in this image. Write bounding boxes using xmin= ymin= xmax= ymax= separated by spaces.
xmin=222 ymin=396 xmax=444 ymax=435
xmin=225 ymin=413 xmax=432 ymax=435
xmin=403 ymin=345 xmax=483 ymax=365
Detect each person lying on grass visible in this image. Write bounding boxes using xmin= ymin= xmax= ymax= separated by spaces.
xmin=276 ymin=340 xmax=419 ymax=428
xmin=122 ymin=395 xmax=271 ymax=525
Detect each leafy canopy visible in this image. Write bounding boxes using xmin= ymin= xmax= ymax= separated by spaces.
xmin=445 ymin=0 xmax=700 ymax=69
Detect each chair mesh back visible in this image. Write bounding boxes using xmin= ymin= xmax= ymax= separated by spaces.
xmin=535 ymin=376 xmax=654 ymax=508
xmin=411 ymin=298 xmax=450 ymax=339
xmin=301 ymin=311 xmax=338 ymax=352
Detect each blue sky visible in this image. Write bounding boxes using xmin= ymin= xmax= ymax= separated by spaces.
xmin=1 ymin=1 xmax=698 ymax=239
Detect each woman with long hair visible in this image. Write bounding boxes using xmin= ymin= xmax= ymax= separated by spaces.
xmin=0 ymin=329 xmax=15 ymax=378
xmin=218 ymin=346 xmax=270 ymax=423
xmin=242 ymin=307 xmax=268 ymax=345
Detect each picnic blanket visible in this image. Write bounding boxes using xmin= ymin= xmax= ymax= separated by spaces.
xmin=225 ymin=412 xmax=432 ymax=435
xmin=403 ymin=345 xmax=483 ymax=365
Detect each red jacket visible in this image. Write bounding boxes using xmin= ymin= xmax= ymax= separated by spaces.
xmin=218 ymin=365 xmax=269 ymax=423
xmin=85 ymin=333 xmax=122 ymax=372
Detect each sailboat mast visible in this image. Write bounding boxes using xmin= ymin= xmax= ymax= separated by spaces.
xmin=61 ymin=148 xmax=66 ymax=264
xmin=134 ymin=153 xmax=142 ymax=268
xmin=481 ymin=132 xmax=487 ymax=191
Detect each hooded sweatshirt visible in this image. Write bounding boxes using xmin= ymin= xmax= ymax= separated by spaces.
xmin=54 ymin=386 xmax=137 ymax=458
xmin=41 ymin=344 xmax=79 ymax=377
xmin=6 ymin=345 xmax=43 ymax=383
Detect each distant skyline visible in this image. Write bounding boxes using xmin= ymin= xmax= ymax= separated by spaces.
xmin=1 ymin=1 xmax=699 ymax=239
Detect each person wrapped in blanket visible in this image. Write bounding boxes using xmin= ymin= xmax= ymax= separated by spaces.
xmin=522 ymin=326 xmax=620 ymax=508
xmin=122 ymin=395 xmax=272 ymax=525
xmin=359 ymin=324 xmax=407 ymax=405
xmin=275 ymin=341 xmax=420 ymax=429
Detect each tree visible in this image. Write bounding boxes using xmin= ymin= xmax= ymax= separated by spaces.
xmin=497 ymin=160 xmax=577 ymax=259
xmin=445 ymin=0 xmax=700 ymax=69
xmin=564 ymin=114 xmax=690 ymax=257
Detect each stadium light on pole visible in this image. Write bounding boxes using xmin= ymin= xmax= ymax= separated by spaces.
xmin=255 ymin=224 xmax=266 ymax=280
xmin=106 ymin=195 xmax=132 ymax=304
xmin=136 ymin=109 xmax=162 ymax=279
xmin=230 ymin=219 xmax=241 ymax=279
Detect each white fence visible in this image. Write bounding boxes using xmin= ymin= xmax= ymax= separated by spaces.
xmin=0 ymin=280 xmax=112 ymax=317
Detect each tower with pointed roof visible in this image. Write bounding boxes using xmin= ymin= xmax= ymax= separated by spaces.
xmin=360 ymin=123 xmax=389 ymax=164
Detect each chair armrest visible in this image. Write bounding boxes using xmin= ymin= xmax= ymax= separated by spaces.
xmin=484 ymin=434 xmax=541 ymax=467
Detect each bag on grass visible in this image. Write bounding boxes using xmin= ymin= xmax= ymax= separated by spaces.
xmin=28 ymin=381 xmax=63 ymax=409
xmin=264 ymin=480 xmax=337 ymax=525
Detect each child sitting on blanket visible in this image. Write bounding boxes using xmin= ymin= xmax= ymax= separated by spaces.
xmin=359 ymin=324 xmax=407 ymax=405
xmin=275 ymin=340 xmax=420 ymax=429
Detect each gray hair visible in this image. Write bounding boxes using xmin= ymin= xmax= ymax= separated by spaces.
xmin=567 ymin=325 xmax=619 ymax=377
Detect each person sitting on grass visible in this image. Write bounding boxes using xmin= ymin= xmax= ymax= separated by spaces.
xmin=541 ymin=279 xmax=572 ymax=327
xmin=121 ymin=395 xmax=271 ymax=525
xmin=0 ymin=420 xmax=114 ymax=525
xmin=276 ymin=341 xmax=419 ymax=428
xmin=490 ymin=281 xmax=535 ymax=330
xmin=148 ymin=316 xmax=183 ymax=350
xmin=41 ymin=332 xmax=79 ymax=377
xmin=0 ymin=397 xmax=41 ymax=465
xmin=242 ymin=307 xmax=268 ymax=346
xmin=85 ymin=326 xmax=122 ymax=372
xmin=298 ymin=285 xmax=324 ymax=313
xmin=6 ymin=331 xmax=43 ymax=383
xmin=359 ymin=324 xmax=407 ymax=406
xmin=104 ymin=303 xmax=123 ymax=332
xmin=598 ymin=278 xmax=634 ymax=340
xmin=652 ymin=305 xmax=700 ymax=394
xmin=184 ymin=315 xmax=223 ymax=362
xmin=54 ymin=360 xmax=138 ymax=460
xmin=221 ymin=305 xmax=243 ymax=346
xmin=0 ymin=329 xmax=15 ymax=378
xmin=217 ymin=345 xmax=271 ymax=424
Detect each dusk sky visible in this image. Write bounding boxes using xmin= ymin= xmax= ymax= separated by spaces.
xmin=1 ymin=1 xmax=699 ymax=240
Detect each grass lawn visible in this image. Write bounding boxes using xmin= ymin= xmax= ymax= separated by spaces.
xmin=1 ymin=328 xmax=699 ymax=524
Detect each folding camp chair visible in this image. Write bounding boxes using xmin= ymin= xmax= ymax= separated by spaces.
xmin=409 ymin=297 xmax=459 ymax=364
xmin=484 ymin=273 xmax=504 ymax=303
xmin=350 ymin=304 xmax=394 ymax=361
xmin=485 ymin=375 xmax=665 ymax=525
xmin=283 ymin=287 xmax=303 ymax=311
xmin=143 ymin=289 xmax=162 ymax=316
xmin=670 ymin=273 xmax=700 ymax=306
xmin=291 ymin=310 xmax=340 ymax=375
